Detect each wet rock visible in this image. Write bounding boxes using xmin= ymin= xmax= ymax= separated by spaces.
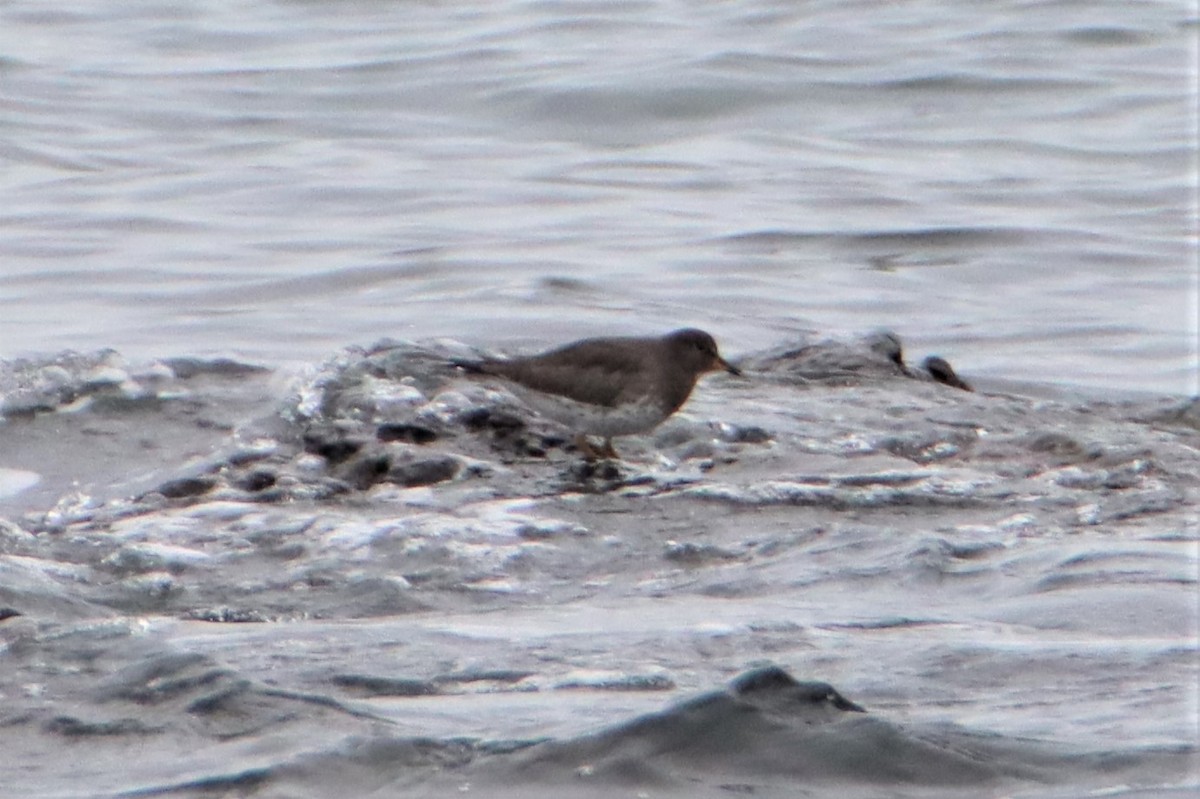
xmin=516 ymin=520 xmax=589 ymax=540
xmin=100 ymin=547 xmax=179 ymax=576
xmin=246 ymin=528 xmax=309 ymax=560
xmin=566 ymin=460 xmax=623 ymax=485
xmin=184 ymin=682 xmax=253 ymax=716
xmin=227 ymin=447 xmax=278 ymax=467
xmin=0 ymin=519 xmax=37 ymax=553
xmin=866 ymin=330 xmax=907 ymax=370
xmin=728 ymin=665 xmax=803 ymax=695
xmin=729 ymin=665 xmax=866 ymax=713
xmin=99 ymin=653 xmax=229 ymax=704
xmin=0 ymin=392 xmax=58 ymax=418
xmin=161 ymin=357 xmax=268 ymax=380
xmin=0 ymin=351 xmax=137 ymax=418
xmin=377 ymin=423 xmax=438 ymax=444
xmin=748 ymin=331 xmax=978 ymax=395
xmin=663 ymin=541 xmax=740 ymax=564
xmin=250 ymin=487 xmax=297 ymax=504
xmin=715 ymin=423 xmax=773 ymax=444
xmin=749 ymin=330 xmax=912 ymax=383
xmin=1053 ymin=461 xmax=1149 ymax=491
xmin=922 ymin=355 xmax=972 ymax=391
xmin=881 ymin=429 xmax=976 ymax=463
xmin=334 ymin=452 xmax=392 ymax=490
xmin=435 ymin=668 xmax=535 ymax=686
xmin=677 ymin=440 xmax=717 ymax=461
xmin=1137 ymin=396 xmax=1200 ymax=431
xmin=44 ymin=716 xmax=160 ymax=737
xmin=518 ymin=437 xmax=550 ymax=458
xmin=460 ymin=407 xmax=526 ymax=435
xmin=538 ymin=433 xmax=569 ymax=450
xmin=555 ymin=672 xmax=675 ymax=692
xmin=683 ymin=478 xmax=994 ymax=509
xmin=233 ymin=469 xmax=277 ymax=492
xmin=108 ymin=572 xmax=183 ymax=610
xmin=339 ymin=575 xmax=427 ymax=617
xmin=332 ymin=674 xmax=440 ymax=697
xmin=1026 ymin=431 xmax=1103 ymax=463
xmin=85 ymin=392 xmax=166 ymax=414
xmin=303 ymin=430 xmax=365 ymax=464
xmin=155 ymin=476 xmax=217 ymax=499
xmin=1077 ymin=488 xmax=1183 ymax=525
xmin=458 ymin=406 xmax=561 ymax=458
xmin=386 ymin=455 xmax=460 ymax=488
xmin=906 ymin=537 xmax=1002 ymax=577
xmin=183 ymin=608 xmax=270 ymax=623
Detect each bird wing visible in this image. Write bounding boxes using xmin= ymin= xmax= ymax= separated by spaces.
xmin=483 ymin=338 xmax=651 ymax=408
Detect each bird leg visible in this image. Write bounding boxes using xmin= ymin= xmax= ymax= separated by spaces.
xmin=573 ymin=434 xmax=619 ymax=462
xmin=573 ymin=434 xmax=602 ymax=462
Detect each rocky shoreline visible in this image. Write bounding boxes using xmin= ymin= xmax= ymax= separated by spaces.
xmin=1 ymin=332 xmax=1197 ymax=797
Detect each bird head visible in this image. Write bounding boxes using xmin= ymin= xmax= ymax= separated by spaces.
xmin=669 ymin=328 xmax=741 ymax=376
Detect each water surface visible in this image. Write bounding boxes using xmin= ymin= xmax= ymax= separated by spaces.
xmin=1 ymin=0 xmax=1196 ymax=393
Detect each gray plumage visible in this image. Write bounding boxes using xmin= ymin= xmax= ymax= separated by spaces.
xmin=453 ymin=328 xmax=740 ymax=459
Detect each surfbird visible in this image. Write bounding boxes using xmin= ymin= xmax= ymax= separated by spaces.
xmin=453 ymin=328 xmax=741 ymax=460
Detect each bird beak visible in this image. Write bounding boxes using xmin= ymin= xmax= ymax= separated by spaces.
xmin=718 ymin=357 xmax=742 ymax=377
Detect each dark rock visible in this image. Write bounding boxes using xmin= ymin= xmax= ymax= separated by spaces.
xmin=387 ymin=456 xmax=460 ymax=487
xmin=234 ymin=469 xmax=277 ymax=492
xmin=156 ymin=476 xmax=217 ymax=499
xmin=45 ymin=716 xmax=159 ymax=737
xmin=183 ymin=608 xmax=270 ymax=623
xmin=729 ymin=665 xmax=799 ymax=695
xmin=923 ymin=356 xmax=973 ymax=391
xmin=185 ymin=682 xmax=252 ymax=714
xmin=303 ymin=432 xmax=364 ymax=464
xmin=162 ymin=357 xmax=268 ymax=379
xmin=227 ymin=448 xmax=276 ymax=467
xmin=435 ymin=669 xmax=535 ymax=686
xmin=101 ymin=653 xmax=228 ymax=704
xmin=332 ymin=674 xmax=440 ymax=697
xmin=1026 ymin=431 xmax=1102 ymax=463
xmin=377 ymin=423 xmax=438 ymax=444
xmin=460 ymin=408 xmax=526 ymax=434
xmin=729 ymin=666 xmax=866 ymax=713
xmin=336 ymin=452 xmax=393 ymax=490
xmin=866 ymin=330 xmax=907 ymax=371
xmin=1028 ymin=431 xmax=1084 ymax=455
xmin=562 ymin=460 xmax=624 ymax=491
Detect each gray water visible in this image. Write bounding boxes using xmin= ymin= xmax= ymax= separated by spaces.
xmin=1 ymin=0 xmax=1197 ymax=394
xmin=1 ymin=335 xmax=1197 ymax=798
xmin=1 ymin=1 xmax=1199 ymax=797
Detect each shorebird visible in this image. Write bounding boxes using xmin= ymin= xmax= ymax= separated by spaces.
xmin=453 ymin=328 xmax=740 ymax=460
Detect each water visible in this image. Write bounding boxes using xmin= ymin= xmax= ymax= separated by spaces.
xmin=1 ymin=2 xmax=1198 ymax=797
xmin=1 ymin=335 xmax=1196 ymax=797
xmin=1 ymin=0 xmax=1196 ymax=394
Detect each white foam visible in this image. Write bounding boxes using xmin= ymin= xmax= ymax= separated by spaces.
xmin=0 ymin=468 xmax=40 ymax=500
